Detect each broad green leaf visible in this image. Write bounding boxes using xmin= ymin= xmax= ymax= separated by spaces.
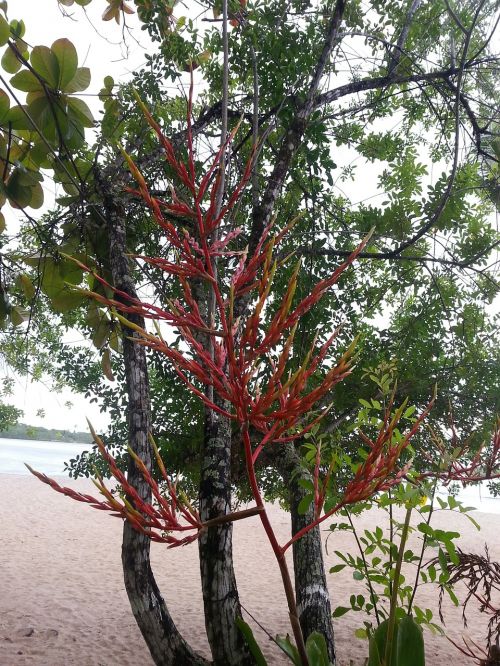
xmin=0 ymin=211 xmax=5 ymax=233
xmin=109 ymin=328 xmax=122 ymax=354
xmin=368 ymin=620 xmax=398 ymax=666
xmin=7 ymin=105 xmax=33 ymax=130
xmin=2 ymin=45 xmax=22 ymax=74
xmin=50 ymin=289 xmax=85 ymax=312
xmin=298 ymin=492 xmax=313 ymax=515
xmin=10 ymin=70 xmax=43 ymax=93
xmin=27 ymin=94 xmax=53 ymax=128
xmin=275 ymin=635 xmax=300 ymax=666
xmin=235 ymin=617 xmax=268 ymax=666
xmin=0 ymin=14 xmax=9 ymax=46
xmin=10 ymin=306 xmax=29 ymax=326
xmin=67 ymin=96 xmax=94 ymax=127
xmin=395 ymin=616 xmax=425 ymax=666
xmin=16 ymin=274 xmax=36 ymax=300
xmin=9 ymin=20 xmax=25 ymax=39
xmin=305 ymin=632 xmax=331 ymax=665
xmin=40 ymin=260 xmax=64 ymax=298
xmin=0 ymin=89 xmax=9 ymax=123
xmin=92 ymin=317 xmax=111 ymax=349
xmin=25 ymin=181 xmax=44 ymax=209
xmin=30 ymin=45 xmax=59 ymax=89
xmin=5 ymin=169 xmax=35 ymax=208
xmin=52 ymin=38 xmax=78 ymax=89
xmin=59 ymin=257 xmax=83 ymax=284
xmin=65 ymin=66 xmax=91 ymax=93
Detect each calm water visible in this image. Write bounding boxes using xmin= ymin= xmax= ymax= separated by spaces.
xmin=1 ymin=438 xmax=499 ymax=514
xmin=0 ymin=437 xmax=91 ymax=476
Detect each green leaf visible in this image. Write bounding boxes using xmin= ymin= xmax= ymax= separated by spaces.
xmin=92 ymin=317 xmax=111 ymax=349
xmin=329 ymin=564 xmax=346 ymax=574
xmin=353 ymin=570 xmax=364 ymax=581
xmin=65 ymin=67 xmax=91 ymax=93
xmin=0 ymin=14 xmax=10 ymax=46
xmin=2 ymin=46 xmax=22 ymax=74
xmin=305 ymin=632 xmax=331 ymax=665
xmin=67 ymin=96 xmax=94 ymax=127
xmin=50 ymin=289 xmax=85 ymax=313
xmin=298 ymin=493 xmax=313 ymax=515
xmin=354 ymin=628 xmax=368 ymax=639
xmin=16 ymin=273 xmax=36 ymax=300
xmin=235 ymin=618 xmax=268 ymax=666
xmin=30 ymin=45 xmax=59 ymax=89
xmin=10 ymin=70 xmax=43 ymax=93
xmin=10 ymin=306 xmax=29 ymax=326
xmin=0 ymin=212 xmax=5 ymax=233
xmin=7 ymin=105 xmax=32 ymax=130
xmin=275 ymin=635 xmax=301 ymax=666
xmin=368 ymin=620 xmax=397 ymax=666
xmin=52 ymin=38 xmax=78 ymax=89
xmin=332 ymin=606 xmax=350 ymax=618
xmin=9 ymin=20 xmax=25 ymax=39
xmin=0 ymin=88 xmax=9 ymax=122
xmin=444 ymin=584 xmax=459 ymax=606
xmin=396 ymin=616 xmax=425 ymax=665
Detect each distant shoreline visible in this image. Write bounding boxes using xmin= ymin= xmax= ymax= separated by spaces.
xmin=0 ymin=423 xmax=94 ymax=445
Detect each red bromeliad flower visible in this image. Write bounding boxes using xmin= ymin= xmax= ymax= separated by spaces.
xmin=28 ymin=88 xmax=440 ymax=663
xmin=30 ymin=86 xmax=434 ymax=558
xmin=28 ymin=425 xmax=203 ymax=546
xmin=418 ymin=417 xmax=500 ymax=486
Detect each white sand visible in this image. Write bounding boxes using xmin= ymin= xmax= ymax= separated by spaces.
xmin=1 ymin=473 xmax=499 ymax=665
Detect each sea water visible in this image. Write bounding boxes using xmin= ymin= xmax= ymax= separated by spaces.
xmin=1 ymin=437 xmax=499 ymax=514
xmin=0 ymin=437 xmax=90 ymax=476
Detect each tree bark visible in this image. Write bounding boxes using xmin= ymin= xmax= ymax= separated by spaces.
xmin=199 ymin=403 xmax=253 ymax=665
xmin=273 ymin=442 xmax=335 ymax=663
xmin=98 ymin=170 xmax=209 ymax=666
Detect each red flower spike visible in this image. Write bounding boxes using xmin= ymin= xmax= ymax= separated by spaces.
xmin=418 ymin=418 xmax=500 ymax=486
xmin=32 ymin=78 xmax=426 ymax=583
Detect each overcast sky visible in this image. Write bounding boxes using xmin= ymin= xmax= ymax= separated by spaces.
xmin=4 ymin=1 xmax=153 ymax=432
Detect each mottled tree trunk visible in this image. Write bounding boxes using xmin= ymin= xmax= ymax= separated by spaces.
xmin=99 ymin=171 xmax=209 ymax=666
xmin=274 ymin=442 xmax=336 ymax=662
xmin=198 ymin=403 xmax=253 ymax=665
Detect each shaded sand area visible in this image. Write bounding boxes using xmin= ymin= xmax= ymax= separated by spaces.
xmin=1 ymin=473 xmax=499 ymax=665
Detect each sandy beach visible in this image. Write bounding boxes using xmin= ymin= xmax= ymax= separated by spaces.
xmin=1 ymin=473 xmax=499 ymax=666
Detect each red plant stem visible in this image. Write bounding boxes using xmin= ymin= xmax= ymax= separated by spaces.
xmin=241 ymin=425 xmax=309 ymax=666
xmin=282 ymin=501 xmax=343 ymax=553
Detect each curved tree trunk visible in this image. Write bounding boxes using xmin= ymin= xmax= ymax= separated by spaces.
xmin=100 ymin=170 xmax=210 ymax=666
xmin=274 ymin=442 xmax=336 ymax=662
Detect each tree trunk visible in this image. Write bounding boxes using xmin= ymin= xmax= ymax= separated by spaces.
xmin=199 ymin=399 xmax=253 ymax=665
xmin=99 ymin=170 xmax=209 ymax=666
xmin=273 ymin=442 xmax=336 ymax=662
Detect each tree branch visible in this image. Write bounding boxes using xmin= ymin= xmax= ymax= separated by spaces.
xmin=387 ymin=0 xmax=424 ymax=74
xmin=249 ymin=0 xmax=346 ymax=252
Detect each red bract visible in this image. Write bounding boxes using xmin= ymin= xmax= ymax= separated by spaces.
xmin=28 ymin=425 xmax=202 ymax=547
xmin=419 ymin=417 xmax=500 ymax=485
xmin=31 ymin=87 xmax=434 ymax=554
xmin=284 ymin=390 xmax=435 ymax=551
